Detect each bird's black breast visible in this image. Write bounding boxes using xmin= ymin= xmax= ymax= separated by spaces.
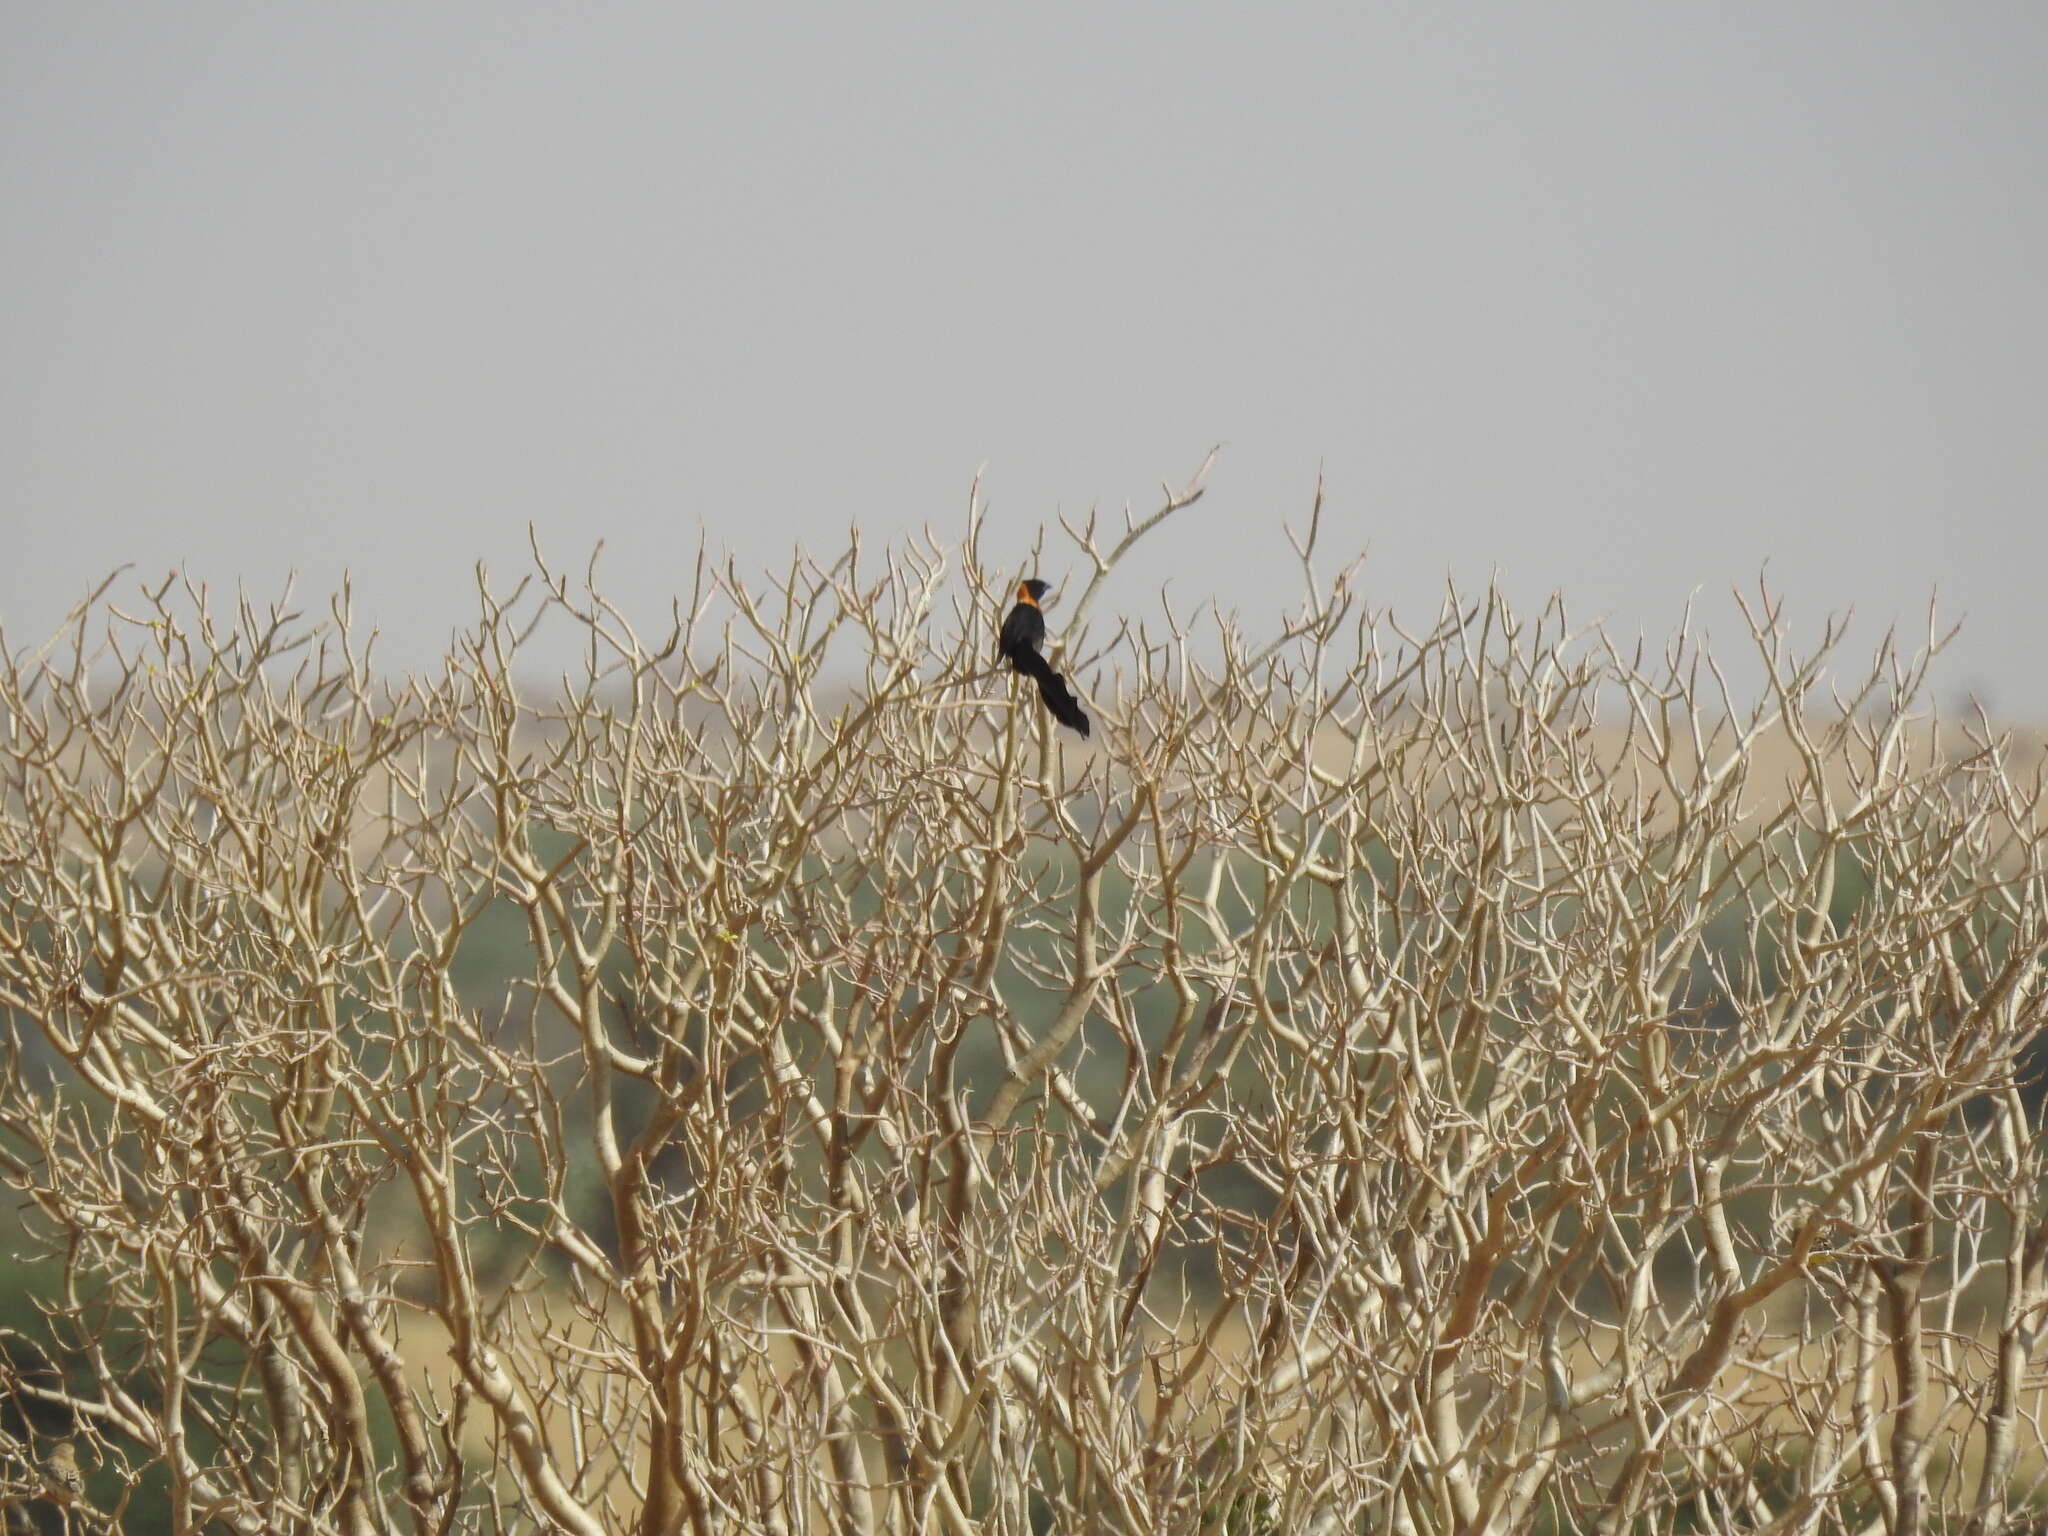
xmin=999 ymin=602 xmax=1045 ymax=664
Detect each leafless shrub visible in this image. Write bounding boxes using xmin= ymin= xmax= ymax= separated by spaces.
xmin=2 ymin=465 xmax=2046 ymax=1535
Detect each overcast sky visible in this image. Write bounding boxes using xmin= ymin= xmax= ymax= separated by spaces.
xmin=5 ymin=5 xmax=2045 ymax=712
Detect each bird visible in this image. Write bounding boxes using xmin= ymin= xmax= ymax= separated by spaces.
xmin=41 ymin=1441 xmax=84 ymax=1505
xmin=998 ymin=579 xmax=1090 ymax=738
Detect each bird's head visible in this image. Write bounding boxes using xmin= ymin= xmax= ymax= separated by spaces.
xmin=1017 ymin=578 xmax=1051 ymax=606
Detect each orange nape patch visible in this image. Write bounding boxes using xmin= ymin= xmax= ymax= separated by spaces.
xmin=1016 ymin=581 xmax=1039 ymax=606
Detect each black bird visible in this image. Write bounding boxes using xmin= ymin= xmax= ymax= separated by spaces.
xmin=999 ymin=579 xmax=1090 ymax=738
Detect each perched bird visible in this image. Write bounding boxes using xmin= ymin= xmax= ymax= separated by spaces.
xmin=998 ymin=580 xmax=1089 ymax=737
xmin=41 ymin=1441 xmax=84 ymax=1505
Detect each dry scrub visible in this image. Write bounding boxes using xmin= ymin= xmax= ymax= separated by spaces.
xmin=2 ymin=468 xmax=2046 ymax=1535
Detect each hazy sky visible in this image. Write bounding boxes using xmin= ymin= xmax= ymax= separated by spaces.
xmin=5 ymin=5 xmax=2046 ymax=710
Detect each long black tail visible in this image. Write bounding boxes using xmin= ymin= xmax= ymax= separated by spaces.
xmin=1013 ymin=647 xmax=1091 ymax=738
